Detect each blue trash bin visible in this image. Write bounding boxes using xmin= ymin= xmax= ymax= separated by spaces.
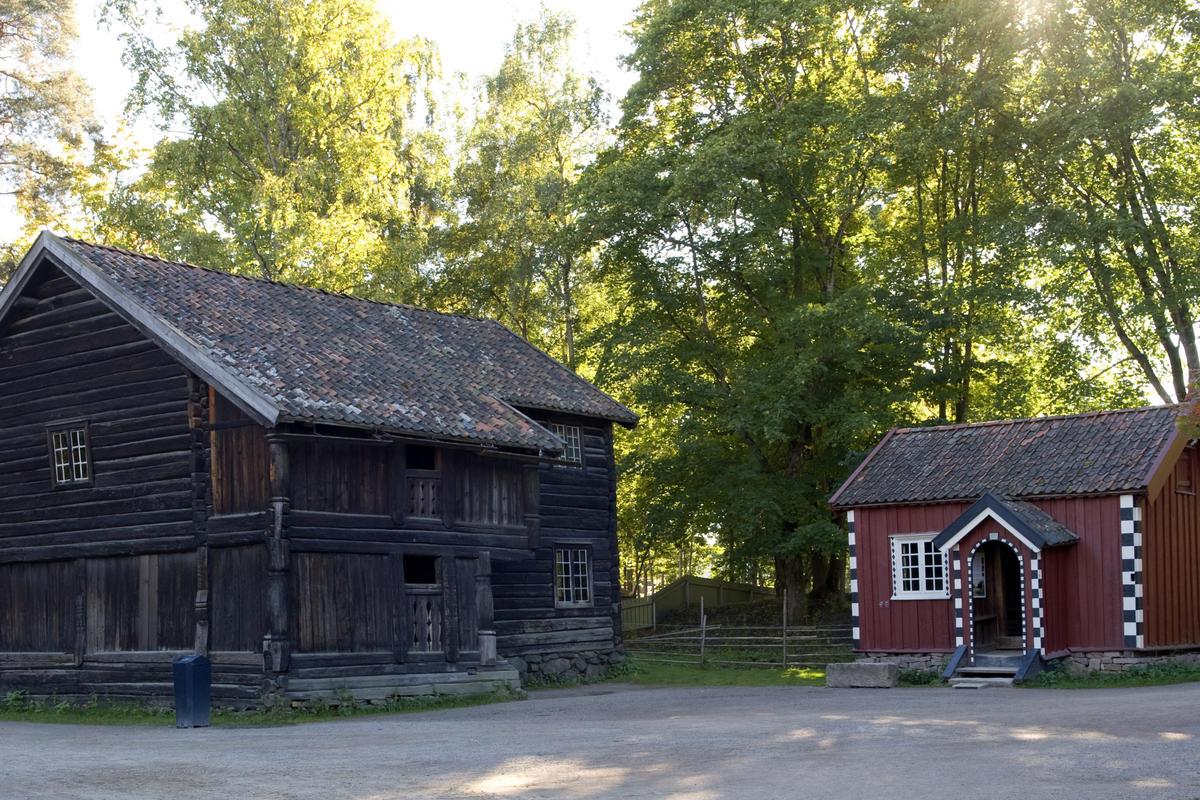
xmin=173 ymin=654 xmax=211 ymax=728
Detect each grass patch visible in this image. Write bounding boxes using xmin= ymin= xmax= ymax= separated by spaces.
xmin=609 ymin=657 xmax=826 ymax=687
xmin=1023 ymin=660 xmax=1200 ymax=690
xmin=0 ymin=687 xmax=520 ymax=727
xmin=898 ymin=668 xmax=945 ymax=687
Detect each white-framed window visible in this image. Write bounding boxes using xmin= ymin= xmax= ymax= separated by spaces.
xmin=47 ymin=422 xmax=92 ymax=487
xmin=555 ymin=546 xmax=592 ymax=607
xmin=549 ymin=423 xmax=582 ymax=464
xmin=890 ymin=533 xmax=948 ymax=600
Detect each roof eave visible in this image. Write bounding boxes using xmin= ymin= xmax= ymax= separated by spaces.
xmin=30 ymin=234 xmax=281 ymax=427
xmin=829 ymin=428 xmax=897 ymax=509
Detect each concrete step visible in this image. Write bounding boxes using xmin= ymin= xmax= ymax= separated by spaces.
xmin=950 ymin=677 xmax=1014 ymax=689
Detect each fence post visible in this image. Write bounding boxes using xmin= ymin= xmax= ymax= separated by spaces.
xmin=782 ymin=588 xmax=788 ymax=669
xmin=652 ymin=600 xmax=656 ymax=631
xmin=699 ymin=604 xmax=707 ymax=666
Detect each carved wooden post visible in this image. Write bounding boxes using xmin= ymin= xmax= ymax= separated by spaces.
xmin=187 ymin=376 xmax=211 ymax=656
xmin=263 ymin=433 xmax=291 ymax=693
xmin=476 ymin=551 xmax=497 ymax=666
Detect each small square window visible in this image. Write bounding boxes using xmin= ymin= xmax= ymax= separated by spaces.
xmin=555 ymin=546 xmax=592 ymax=607
xmin=47 ymin=422 xmax=92 ymax=487
xmin=890 ymin=533 xmax=948 ymax=600
xmin=549 ymin=424 xmax=582 ymax=464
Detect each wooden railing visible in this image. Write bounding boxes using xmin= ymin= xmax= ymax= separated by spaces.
xmin=407 ymin=473 xmax=440 ymax=518
xmin=407 ymin=587 xmax=443 ymax=652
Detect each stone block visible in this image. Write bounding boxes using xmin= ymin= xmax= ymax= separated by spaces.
xmin=826 ymin=662 xmax=899 ymax=689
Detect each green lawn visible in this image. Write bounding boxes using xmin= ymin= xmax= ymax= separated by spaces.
xmin=1022 ymin=661 xmax=1200 ymax=689
xmin=608 ymin=657 xmax=826 ymax=687
xmin=0 ymin=687 xmax=519 ymax=727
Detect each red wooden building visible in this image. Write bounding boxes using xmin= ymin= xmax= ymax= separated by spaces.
xmin=829 ymin=407 xmax=1200 ymax=676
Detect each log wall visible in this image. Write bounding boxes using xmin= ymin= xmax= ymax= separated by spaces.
xmin=492 ymin=416 xmax=622 ymax=680
xmin=0 ymin=265 xmax=259 ymax=703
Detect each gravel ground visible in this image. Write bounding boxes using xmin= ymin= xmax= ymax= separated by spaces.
xmin=2 ymin=682 xmax=1199 ymax=800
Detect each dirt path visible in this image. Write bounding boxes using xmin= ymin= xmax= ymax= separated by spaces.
xmin=2 ymin=682 xmax=1198 ymax=799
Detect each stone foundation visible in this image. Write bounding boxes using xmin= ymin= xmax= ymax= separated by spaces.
xmin=1060 ymin=649 xmax=1200 ymax=676
xmin=507 ymin=647 xmax=625 ymax=683
xmin=856 ymin=652 xmax=950 ymax=672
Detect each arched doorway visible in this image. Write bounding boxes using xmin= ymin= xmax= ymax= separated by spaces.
xmin=970 ymin=540 xmax=1024 ymax=652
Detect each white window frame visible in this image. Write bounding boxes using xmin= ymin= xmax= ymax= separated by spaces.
xmin=549 ymin=423 xmax=582 ymax=465
xmin=554 ymin=545 xmax=592 ymax=607
xmin=47 ymin=421 xmax=92 ymax=488
xmin=890 ymin=533 xmax=949 ymax=600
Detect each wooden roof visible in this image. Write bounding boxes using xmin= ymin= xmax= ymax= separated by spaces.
xmin=830 ymin=406 xmax=1183 ymax=508
xmin=0 ymin=233 xmax=637 ymax=451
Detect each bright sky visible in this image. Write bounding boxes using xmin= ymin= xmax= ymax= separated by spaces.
xmin=71 ymin=0 xmax=644 ymax=142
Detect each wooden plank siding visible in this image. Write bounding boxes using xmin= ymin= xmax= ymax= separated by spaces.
xmin=0 ymin=267 xmax=194 ymax=567
xmin=492 ymin=418 xmax=619 ymax=658
xmin=208 ymin=391 xmax=269 ymax=514
xmin=1143 ymin=443 xmax=1200 ymax=647
xmin=853 ymin=503 xmax=966 ymax=653
xmin=1034 ymin=496 xmax=1124 ymax=653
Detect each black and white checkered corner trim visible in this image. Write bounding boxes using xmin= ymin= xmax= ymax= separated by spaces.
xmin=848 ymin=511 xmax=859 ymax=650
xmin=1120 ymin=494 xmax=1144 ymax=649
xmin=1029 ymin=553 xmax=1043 ymax=652
xmin=966 ymin=532 xmax=1041 ymax=654
xmin=953 ymin=548 xmax=964 ymax=648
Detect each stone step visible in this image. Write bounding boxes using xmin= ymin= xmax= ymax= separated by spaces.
xmin=956 ymin=665 xmax=1018 ymax=677
xmin=949 ymin=677 xmax=1014 ymax=689
xmin=974 ymin=652 xmax=1025 ymax=668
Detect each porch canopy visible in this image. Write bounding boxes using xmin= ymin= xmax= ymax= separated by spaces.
xmin=933 ymin=491 xmax=1079 ymax=554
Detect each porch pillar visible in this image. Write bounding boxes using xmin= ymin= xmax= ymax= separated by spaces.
xmin=263 ymin=434 xmax=292 ymax=688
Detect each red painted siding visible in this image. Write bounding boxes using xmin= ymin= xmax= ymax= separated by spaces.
xmin=953 ymin=524 xmax=1036 ymax=651
xmin=854 ymin=504 xmax=967 ymax=652
xmin=1143 ymin=444 xmax=1200 ymax=647
xmin=854 ymin=495 xmax=1125 ymax=654
xmin=1035 ymin=496 xmax=1124 ymax=652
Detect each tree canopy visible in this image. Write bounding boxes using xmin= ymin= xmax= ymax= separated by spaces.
xmin=0 ymin=0 xmax=103 ymax=277
xmin=7 ymin=0 xmax=1196 ymax=612
xmin=99 ymin=0 xmax=447 ymax=298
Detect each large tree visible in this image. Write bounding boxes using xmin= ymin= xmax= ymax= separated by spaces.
xmin=100 ymin=0 xmax=447 ymax=297
xmin=437 ymin=11 xmax=605 ymax=369
xmin=0 ymin=0 xmax=102 ymax=278
xmin=586 ymin=0 xmax=917 ymax=619
xmin=1021 ymin=0 xmax=1200 ymax=403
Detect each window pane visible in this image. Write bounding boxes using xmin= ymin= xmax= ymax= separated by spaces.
xmin=70 ymin=429 xmax=89 ymax=481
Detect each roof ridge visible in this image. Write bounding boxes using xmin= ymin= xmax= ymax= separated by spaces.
xmin=892 ymin=404 xmax=1176 ymax=435
xmin=61 ymin=237 xmax=497 ymax=326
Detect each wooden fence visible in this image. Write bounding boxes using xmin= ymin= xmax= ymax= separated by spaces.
xmin=621 ymin=575 xmax=776 ymax=631
xmin=625 ymin=622 xmax=855 ymax=669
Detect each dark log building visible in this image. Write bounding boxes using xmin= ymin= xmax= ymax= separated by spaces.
xmin=0 ymin=233 xmax=637 ymax=705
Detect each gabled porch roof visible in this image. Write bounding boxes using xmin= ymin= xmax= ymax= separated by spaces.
xmin=932 ymin=492 xmax=1079 ymax=553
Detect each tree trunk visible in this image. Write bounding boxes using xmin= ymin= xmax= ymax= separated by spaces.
xmin=774 ymin=553 xmax=810 ymax=624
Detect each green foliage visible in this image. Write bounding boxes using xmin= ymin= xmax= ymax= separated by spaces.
xmin=1023 ymin=660 xmax=1200 ymax=689
xmin=0 ymin=0 xmax=106 ymax=277
xmin=613 ymin=657 xmax=826 ymax=687
xmin=898 ymin=668 xmax=945 ymax=687
xmin=0 ymin=688 xmax=520 ymax=726
xmin=436 ymin=9 xmax=606 ymax=369
xmin=1020 ymin=0 xmax=1200 ymax=403
xmin=585 ymin=0 xmax=919 ymax=614
xmin=98 ymin=0 xmax=448 ymax=297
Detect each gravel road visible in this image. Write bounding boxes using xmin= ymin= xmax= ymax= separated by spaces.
xmin=2 ymin=682 xmax=1199 ymax=800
